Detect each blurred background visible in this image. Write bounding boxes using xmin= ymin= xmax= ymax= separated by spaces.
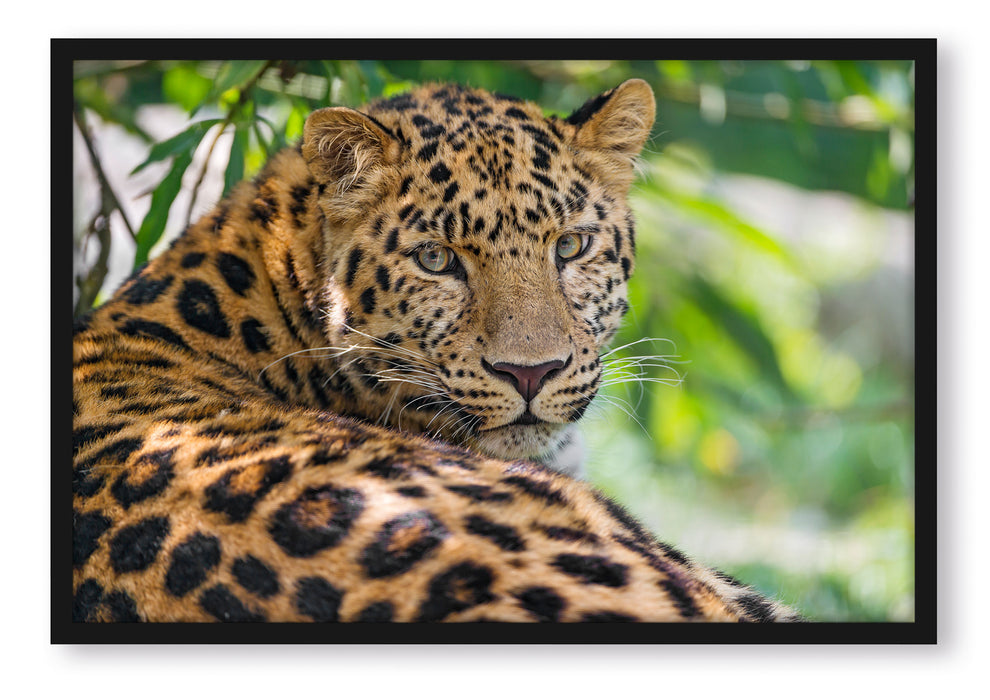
xmin=72 ymin=59 xmax=915 ymax=622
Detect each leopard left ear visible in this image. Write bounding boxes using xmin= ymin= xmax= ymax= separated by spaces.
xmin=565 ymin=79 xmax=656 ymax=188
xmin=302 ymin=107 xmax=401 ymax=222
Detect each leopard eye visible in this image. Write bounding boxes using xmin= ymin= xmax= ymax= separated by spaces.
xmin=556 ymin=233 xmax=590 ymax=261
xmin=416 ymin=245 xmax=458 ymax=274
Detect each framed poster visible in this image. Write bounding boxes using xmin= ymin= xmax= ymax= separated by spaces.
xmin=54 ymin=38 xmax=933 ymax=643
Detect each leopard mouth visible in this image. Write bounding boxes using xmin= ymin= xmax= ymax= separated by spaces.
xmin=478 ymin=409 xmax=558 ymax=432
xmin=510 ymin=409 xmax=541 ymax=426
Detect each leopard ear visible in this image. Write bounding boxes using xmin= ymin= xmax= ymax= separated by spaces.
xmin=565 ymin=79 xmax=656 ymax=188
xmin=302 ymin=107 xmax=401 ymax=221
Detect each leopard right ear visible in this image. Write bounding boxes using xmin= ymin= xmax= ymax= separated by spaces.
xmin=564 ymin=79 xmax=656 ymax=190
xmin=302 ymin=107 xmax=401 ymax=222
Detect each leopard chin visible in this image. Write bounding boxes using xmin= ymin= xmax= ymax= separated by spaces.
xmin=468 ymin=421 xmax=571 ymax=461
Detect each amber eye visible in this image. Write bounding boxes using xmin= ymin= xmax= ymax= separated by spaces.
xmin=556 ymin=233 xmax=589 ymax=261
xmin=416 ymin=245 xmax=458 ymax=274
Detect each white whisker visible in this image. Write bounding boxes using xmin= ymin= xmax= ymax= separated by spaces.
xmin=599 ymin=336 xmax=678 ymax=359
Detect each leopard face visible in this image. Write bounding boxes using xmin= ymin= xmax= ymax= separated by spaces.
xmin=302 ymin=81 xmax=655 ymax=460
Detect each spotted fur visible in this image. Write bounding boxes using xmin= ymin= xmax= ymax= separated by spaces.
xmin=72 ymin=81 xmax=801 ymax=622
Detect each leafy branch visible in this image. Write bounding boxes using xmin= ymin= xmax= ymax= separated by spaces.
xmin=73 ymin=102 xmax=138 ymax=316
xmin=128 ymin=60 xmax=276 ymax=268
xmin=183 ymin=60 xmax=278 ymax=229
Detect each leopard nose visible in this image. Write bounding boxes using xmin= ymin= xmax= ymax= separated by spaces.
xmin=483 ymin=357 xmax=568 ymax=403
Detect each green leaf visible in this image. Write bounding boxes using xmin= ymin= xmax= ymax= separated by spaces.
xmin=835 ymin=61 xmax=875 ymax=98
xmin=74 ymin=78 xmax=153 ymax=143
xmin=223 ymin=126 xmax=248 ymax=197
xmin=655 ymin=60 xmax=693 ymax=85
xmin=686 ymin=275 xmax=796 ymax=401
xmin=162 ymin=64 xmax=213 ymax=112
xmin=358 ymin=60 xmax=387 ymax=97
xmin=193 ymin=60 xmax=268 ymax=116
xmin=130 ymin=119 xmax=222 ymax=175
xmin=865 ymin=145 xmax=892 ymax=201
xmin=338 ymin=61 xmax=369 ymax=105
xmin=255 ymin=114 xmax=286 ymax=152
xmin=320 ymin=60 xmax=344 ymax=103
xmin=285 ymin=100 xmax=308 ymax=141
xmin=133 ymin=150 xmax=194 ymax=267
xmin=215 ymin=60 xmax=268 ymax=95
xmin=245 ymin=128 xmax=267 ymax=177
xmin=252 ymin=122 xmax=269 ymax=158
xmin=382 ymin=80 xmax=416 ymax=98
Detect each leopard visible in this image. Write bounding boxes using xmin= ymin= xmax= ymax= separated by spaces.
xmin=71 ymin=78 xmax=802 ymax=623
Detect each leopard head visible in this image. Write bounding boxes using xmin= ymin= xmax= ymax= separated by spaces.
xmin=301 ymin=80 xmax=655 ymax=460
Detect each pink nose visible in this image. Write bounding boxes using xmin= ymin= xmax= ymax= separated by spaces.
xmin=484 ymin=358 xmax=568 ymax=403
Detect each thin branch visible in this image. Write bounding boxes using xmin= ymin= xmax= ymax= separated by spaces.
xmin=183 ymin=123 xmax=227 ymax=229
xmin=182 ymin=59 xmax=277 ymax=229
xmin=238 ymin=59 xmax=277 ymax=101
xmin=73 ymin=102 xmax=143 ymax=316
xmin=74 ymin=212 xmax=112 ymax=317
xmin=73 ymin=103 xmax=137 ymax=241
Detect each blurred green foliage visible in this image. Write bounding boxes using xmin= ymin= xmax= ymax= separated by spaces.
xmin=73 ymin=59 xmax=915 ymax=622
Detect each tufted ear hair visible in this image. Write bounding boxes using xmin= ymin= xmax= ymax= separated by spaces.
xmin=302 ymin=107 xmax=401 ymax=222
xmin=565 ymin=79 xmax=656 ymax=189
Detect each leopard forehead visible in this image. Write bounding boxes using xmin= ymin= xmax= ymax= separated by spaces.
xmin=362 ymin=83 xmax=613 ymax=237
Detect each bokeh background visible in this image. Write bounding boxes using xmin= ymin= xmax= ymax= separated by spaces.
xmin=72 ymin=59 xmax=915 ymax=621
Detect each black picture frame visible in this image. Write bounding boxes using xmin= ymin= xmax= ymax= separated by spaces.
xmin=53 ymin=38 xmax=935 ymax=644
